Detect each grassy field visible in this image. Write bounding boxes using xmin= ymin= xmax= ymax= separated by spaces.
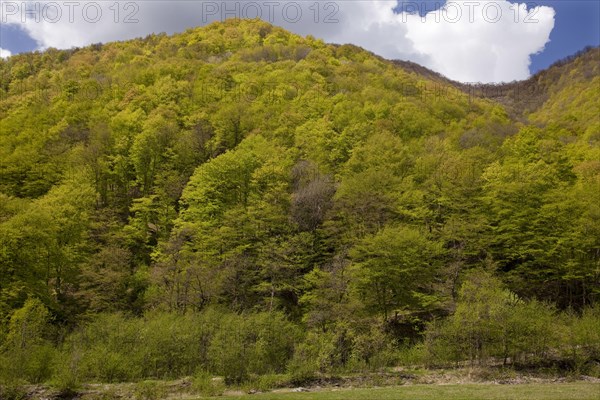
xmin=200 ymin=383 xmax=600 ymax=400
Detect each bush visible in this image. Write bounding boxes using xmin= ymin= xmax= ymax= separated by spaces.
xmin=50 ymin=350 xmax=81 ymax=392
xmin=60 ymin=310 xmax=220 ymax=382
xmin=52 ymin=309 xmax=300 ymax=384
xmin=208 ymin=312 xmax=300 ymax=383
xmin=0 ymin=380 xmax=28 ymax=400
xmin=421 ymin=319 xmax=464 ymax=367
xmin=349 ymin=321 xmax=398 ymax=371
xmin=396 ymin=343 xmax=427 ymax=367
xmin=0 ymin=299 xmax=56 ymax=384
xmin=503 ymin=299 xmax=558 ymax=365
xmin=133 ymin=380 xmax=167 ymax=400
xmin=62 ymin=313 xmax=142 ymax=382
xmin=134 ymin=311 xmax=215 ymax=378
xmin=191 ymin=370 xmax=225 ymax=396
xmin=422 ymin=271 xmax=559 ymax=367
xmin=561 ymin=305 xmax=600 ymax=372
xmin=8 ymin=344 xmax=56 ymax=384
xmin=287 ymin=330 xmax=335 ymax=383
xmin=242 ymin=373 xmax=291 ymax=392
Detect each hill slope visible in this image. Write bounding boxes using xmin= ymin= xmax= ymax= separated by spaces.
xmin=396 ymin=46 xmax=600 ymax=129
xmin=0 ymin=18 xmax=598 ymax=336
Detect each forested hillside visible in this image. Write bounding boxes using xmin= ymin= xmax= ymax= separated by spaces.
xmin=0 ymin=19 xmax=599 ymax=393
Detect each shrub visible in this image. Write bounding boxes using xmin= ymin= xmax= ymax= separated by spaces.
xmin=53 ymin=308 xmax=299 ymax=384
xmin=0 ymin=380 xmax=28 ymax=400
xmin=21 ymin=344 xmax=57 ymax=383
xmin=287 ymin=330 xmax=335 ymax=383
xmin=4 ymin=298 xmax=52 ymax=348
xmin=64 ymin=313 xmax=143 ymax=382
xmin=422 ymin=271 xmax=560 ymax=367
xmin=133 ymin=380 xmax=167 ymax=400
xmin=0 ymin=299 xmax=56 ymax=383
xmin=561 ymin=305 xmax=600 ymax=372
xmin=135 ymin=311 xmax=213 ymax=378
xmin=191 ymin=370 xmax=225 ymax=397
xmin=349 ymin=320 xmax=399 ymax=371
xmin=502 ymin=298 xmax=557 ymax=365
xmin=208 ymin=311 xmax=300 ymax=383
xmin=50 ymin=350 xmax=81 ymax=392
xmin=242 ymin=373 xmax=292 ymax=392
xmin=396 ymin=343 xmax=427 ymax=367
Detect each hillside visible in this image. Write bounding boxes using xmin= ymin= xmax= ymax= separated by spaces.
xmin=395 ymin=46 xmax=600 ymax=125
xmin=0 ymin=19 xmax=599 ymax=394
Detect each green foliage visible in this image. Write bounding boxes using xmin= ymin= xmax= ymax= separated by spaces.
xmin=561 ymin=306 xmax=600 ymax=371
xmin=46 ymin=309 xmax=299 ymax=384
xmin=242 ymin=373 xmax=292 ymax=393
xmin=287 ymin=330 xmax=336 ymax=382
xmin=348 ymin=321 xmax=399 ymax=371
xmin=0 ymin=298 xmax=56 ymax=384
xmin=208 ymin=311 xmax=300 ymax=383
xmin=0 ymin=19 xmax=598 ymax=385
xmin=481 ymin=127 xmax=600 ymax=306
xmin=0 ymin=382 xmax=28 ymax=400
xmin=191 ymin=370 xmax=226 ymax=397
xmin=50 ymin=351 xmax=81 ymax=393
xmin=421 ymin=272 xmax=593 ymax=369
xmin=133 ymin=380 xmax=168 ymax=400
xmin=350 ymin=226 xmax=444 ymax=319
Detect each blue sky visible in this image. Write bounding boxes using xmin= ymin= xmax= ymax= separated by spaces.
xmin=528 ymin=1 xmax=599 ymax=73
xmin=1 ymin=1 xmax=598 ymax=82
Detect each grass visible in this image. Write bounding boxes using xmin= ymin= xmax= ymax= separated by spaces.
xmin=11 ymin=369 xmax=599 ymax=400
xmin=197 ymin=382 xmax=600 ymax=400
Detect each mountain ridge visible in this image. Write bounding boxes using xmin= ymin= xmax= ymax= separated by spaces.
xmin=2 ymin=18 xmax=597 ymax=112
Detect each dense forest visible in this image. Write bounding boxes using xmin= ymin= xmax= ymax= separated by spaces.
xmin=0 ymin=19 xmax=599 ymax=395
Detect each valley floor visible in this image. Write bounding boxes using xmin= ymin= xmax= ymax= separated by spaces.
xmin=214 ymin=383 xmax=600 ymax=400
xmin=16 ymin=368 xmax=600 ymax=400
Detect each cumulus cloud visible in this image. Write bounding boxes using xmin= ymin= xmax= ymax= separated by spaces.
xmin=403 ymin=1 xmax=555 ymax=82
xmin=0 ymin=0 xmax=555 ymax=82
xmin=0 ymin=47 xmax=12 ymax=58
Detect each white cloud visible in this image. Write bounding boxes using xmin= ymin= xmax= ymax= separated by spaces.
xmin=403 ymin=1 xmax=555 ymax=82
xmin=0 ymin=1 xmax=555 ymax=83
xmin=0 ymin=47 xmax=12 ymax=59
